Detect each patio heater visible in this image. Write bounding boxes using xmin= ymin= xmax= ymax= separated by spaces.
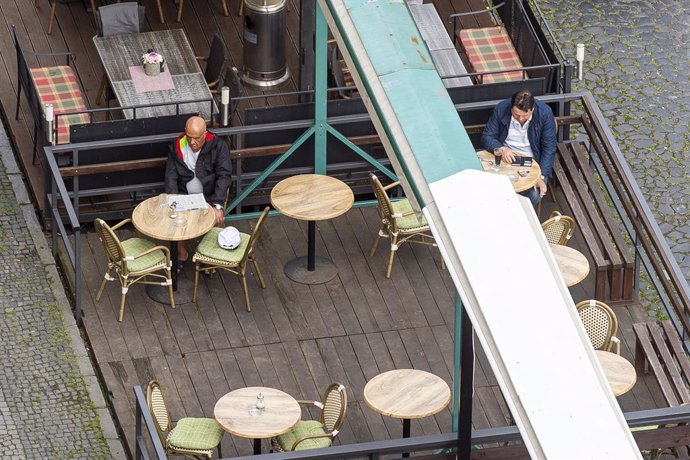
xmin=242 ymin=0 xmax=291 ymax=87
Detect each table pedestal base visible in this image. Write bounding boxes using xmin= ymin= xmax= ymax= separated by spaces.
xmin=146 ymin=277 xmax=194 ymax=305
xmin=284 ymin=256 xmax=338 ymax=285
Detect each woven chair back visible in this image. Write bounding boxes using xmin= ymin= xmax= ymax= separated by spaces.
xmin=369 ymin=173 xmax=398 ymax=233
xmin=204 ymin=34 xmax=228 ymax=86
xmin=541 ymin=211 xmax=576 ymax=245
xmin=320 ymin=383 xmax=347 ymax=433
xmin=576 ymin=300 xmax=618 ymax=352
xmin=240 ymin=206 xmax=270 ymax=267
xmin=94 ymin=219 xmax=128 ymax=274
xmin=146 ymin=380 xmax=172 ymax=447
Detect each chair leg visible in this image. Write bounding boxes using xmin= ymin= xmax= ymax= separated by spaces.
xmin=96 ymin=274 xmax=109 ymax=301
xmin=370 ymin=225 xmax=385 ymax=256
xmin=47 ymin=0 xmax=57 ymax=35
xmin=90 ymin=0 xmax=97 ymax=23
xmin=192 ymin=264 xmax=200 ymax=302
xmin=156 ymin=0 xmax=165 ymax=23
xmin=176 ymin=0 xmax=184 ymax=22
xmin=220 ymin=0 xmax=229 ymax=16
xmin=240 ymin=274 xmax=251 ymax=312
xmin=386 ymin=237 xmax=398 ymax=279
xmin=118 ymin=286 xmax=127 ymax=322
xmin=238 ymin=0 xmax=243 ymax=16
xmin=252 ymin=259 xmax=266 ymax=289
xmin=167 ymin=274 xmax=176 ymax=309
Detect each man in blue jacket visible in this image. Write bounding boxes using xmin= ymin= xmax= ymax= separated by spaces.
xmin=481 ymin=89 xmax=556 ymax=206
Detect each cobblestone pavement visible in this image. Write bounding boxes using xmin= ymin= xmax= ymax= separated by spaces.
xmin=0 ymin=120 xmax=122 ymax=459
xmin=539 ymin=0 xmax=690 ymax=283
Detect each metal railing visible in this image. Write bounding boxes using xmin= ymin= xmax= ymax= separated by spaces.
xmin=130 ymin=385 xmax=690 ymax=460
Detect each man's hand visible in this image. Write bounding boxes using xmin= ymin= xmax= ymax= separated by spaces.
xmin=534 ymin=178 xmax=547 ymax=198
xmin=214 ymin=208 xmax=224 ymax=227
xmin=500 ymin=147 xmax=517 ymax=165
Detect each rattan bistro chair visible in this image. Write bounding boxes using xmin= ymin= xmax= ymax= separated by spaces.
xmin=192 ymin=207 xmax=269 ymax=311
xmin=369 ymin=173 xmax=443 ymax=278
xmin=271 ymin=383 xmax=347 ymax=452
xmin=146 ymin=380 xmax=224 ymax=458
xmin=94 ymin=218 xmax=175 ymax=321
xmin=540 ymin=211 xmax=576 ymax=246
xmin=576 ymin=300 xmax=621 ymax=355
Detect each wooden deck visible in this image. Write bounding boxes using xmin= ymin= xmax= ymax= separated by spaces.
xmin=77 ymin=201 xmax=667 ymax=456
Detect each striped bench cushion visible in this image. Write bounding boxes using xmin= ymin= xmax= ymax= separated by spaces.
xmin=458 ymin=26 xmax=524 ymax=84
xmin=30 ymin=65 xmax=89 ymax=144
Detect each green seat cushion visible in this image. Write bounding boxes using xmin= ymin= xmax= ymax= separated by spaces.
xmin=121 ymin=238 xmax=166 ymax=273
xmin=277 ymin=420 xmax=331 ymax=451
xmin=391 ymin=199 xmax=428 ymax=230
xmin=168 ymin=417 xmax=224 ymax=451
xmin=195 ymin=227 xmax=250 ymax=265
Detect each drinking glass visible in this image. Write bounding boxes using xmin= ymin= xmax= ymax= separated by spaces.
xmin=492 ymin=148 xmax=502 ymax=171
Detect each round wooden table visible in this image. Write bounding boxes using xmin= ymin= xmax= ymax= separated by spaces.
xmin=271 ymin=174 xmax=354 ymax=284
xmin=132 ymin=194 xmax=215 ymax=303
xmin=214 ymin=386 xmax=301 ymax=455
xmin=477 ymin=150 xmax=541 ymax=193
xmin=550 ymin=243 xmax=590 ymax=287
xmin=364 ymin=369 xmax=450 ymax=457
xmin=595 ymin=350 xmax=637 ymax=397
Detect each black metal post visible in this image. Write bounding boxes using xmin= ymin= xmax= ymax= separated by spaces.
xmin=253 ymin=438 xmax=261 ymax=455
xmin=402 ymin=418 xmax=411 ymax=457
xmin=307 ymin=220 xmax=316 ymax=271
xmin=457 ymin=307 xmax=474 ymax=459
xmin=299 ymin=0 xmax=315 ymax=102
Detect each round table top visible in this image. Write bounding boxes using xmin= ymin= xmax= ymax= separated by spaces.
xmin=363 ymin=369 xmax=451 ymax=420
xmin=550 ymin=243 xmax=590 ymax=287
xmin=271 ymin=174 xmax=354 ymax=221
xmin=132 ymin=194 xmax=216 ymax=242
xmin=477 ymin=150 xmax=541 ymax=193
xmin=595 ymin=350 xmax=637 ymax=397
xmin=214 ymin=387 xmax=301 ymax=439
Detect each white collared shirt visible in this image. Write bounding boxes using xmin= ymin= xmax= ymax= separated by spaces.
xmin=504 ymin=116 xmax=533 ymax=157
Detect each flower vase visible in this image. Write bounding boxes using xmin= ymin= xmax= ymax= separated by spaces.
xmin=143 ymin=62 xmax=160 ymax=77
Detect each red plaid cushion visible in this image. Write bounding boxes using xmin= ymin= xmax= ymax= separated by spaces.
xmin=30 ymin=66 xmax=89 ymax=144
xmin=459 ymin=26 xmax=524 ymax=84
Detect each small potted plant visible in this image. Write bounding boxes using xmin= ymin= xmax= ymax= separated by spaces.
xmin=142 ymin=50 xmax=164 ymax=76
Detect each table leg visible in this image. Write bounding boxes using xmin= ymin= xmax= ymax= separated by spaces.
xmin=283 ymin=220 xmax=339 ymax=284
xmin=307 ymin=220 xmax=316 ymax=271
xmin=170 ymin=241 xmax=179 ymax=291
xmin=402 ymin=418 xmax=411 ymax=458
xmin=145 ymin=240 xmax=195 ymax=304
xmin=253 ymin=438 xmax=261 ymax=455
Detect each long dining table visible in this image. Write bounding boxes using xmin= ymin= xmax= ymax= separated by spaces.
xmin=93 ymin=29 xmax=216 ymax=120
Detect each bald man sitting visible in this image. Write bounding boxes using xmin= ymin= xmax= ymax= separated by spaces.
xmin=165 ymin=116 xmax=232 ymax=265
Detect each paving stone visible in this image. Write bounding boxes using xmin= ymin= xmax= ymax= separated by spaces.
xmin=540 ymin=0 xmax=690 ymax=285
xmin=0 ymin=119 xmax=119 ymax=458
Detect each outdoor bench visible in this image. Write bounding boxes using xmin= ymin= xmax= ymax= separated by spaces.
xmin=553 ymin=140 xmax=635 ymax=303
xmin=633 ymin=320 xmax=690 ymax=407
xmin=12 ymin=25 xmax=89 ymax=164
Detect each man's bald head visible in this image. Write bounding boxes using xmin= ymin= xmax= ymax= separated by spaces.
xmin=185 ymin=116 xmax=207 ymax=152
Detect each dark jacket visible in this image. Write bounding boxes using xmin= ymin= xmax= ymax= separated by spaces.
xmin=481 ymin=98 xmax=557 ymax=179
xmin=164 ymin=131 xmax=232 ymax=205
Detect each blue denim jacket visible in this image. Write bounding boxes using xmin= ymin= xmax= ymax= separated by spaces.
xmin=481 ymin=98 xmax=557 ymax=179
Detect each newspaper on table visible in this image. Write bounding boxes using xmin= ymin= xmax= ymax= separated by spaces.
xmin=167 ymin=193 xmax=207 ymax=211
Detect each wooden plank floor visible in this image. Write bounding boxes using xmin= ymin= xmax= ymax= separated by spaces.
xmin=78 ymin=205 xmax=666 ymax=456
